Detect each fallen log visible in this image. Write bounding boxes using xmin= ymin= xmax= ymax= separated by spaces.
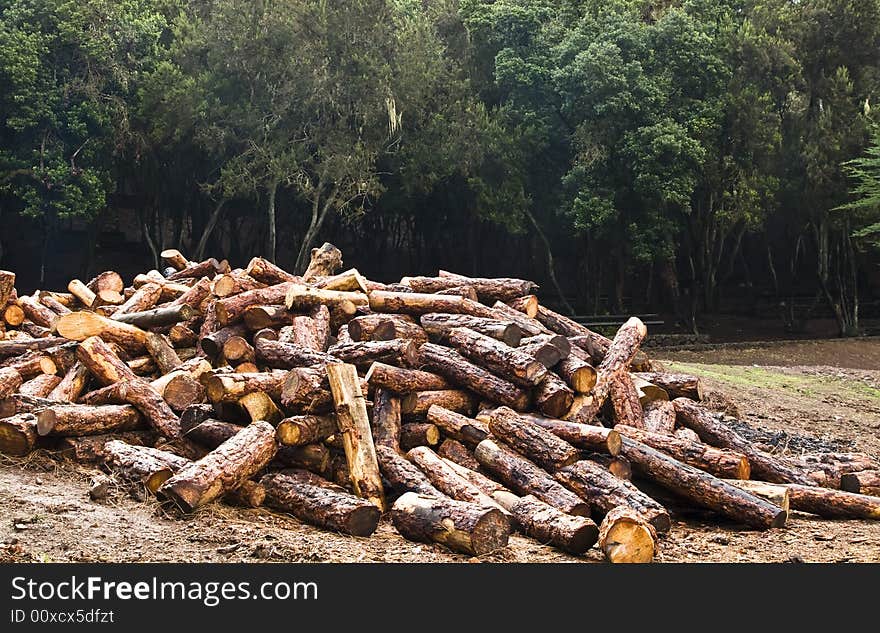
xmin=368 ymin=291 xmax=496 ymax=319
xmin=446 ymin=327 xmax=547 ymax=387
xmin=376 ymin=445 xmax=444 ymax=497
xmin=326 ymin=363 xmax=386 ymax=511
xmin=483 ymin=406 xmax=579 ymax=471
xmin=511 ymin=495 xmax=599 ymax=555
xmin=391 ymin=492 xmax=510 ymax=556
xmin=57 ymin=430 xmax=155 ymax=463
xmin=598 ymin=506 xmax=657 ymax=563
xmin=723 ymin=480 xmax=790 ymax=518
xmin=419 ymin=313 xmax=521 ymax=347
xmin=427 ymin=405 xmax=488 ymax=447
xmin=402 ymin=390 xmax=476 ymax=417
xmin=399 ymin=422 xmax=440 ymax=451
xmin=327 ymin=339 xmax=418 ymax=368
xmin=786 ymin=485 xmax=880 ymax=520
xmin=158 ymin=420 xmax=277 ymax=512
xmin=262 ymin=469 xmax=381 ymax=537
xmin=103 ymin=440 xmax=191 ymax=493
xmin=36 ymin=403 xmax=143 ymax=437
xmin=0 ymin=413 xmax=38 ymax=456
xmin=840 ymin=470 xmax=880 ymax=496
xmin=533 ymin=372 xmax=575 ymax=419
xmin=407 ymin=446 xmax=505 ymax=512
xmin=276 ymin=415 xmax=337 ymax=447
xmin=112 ymin=304 xmax=195 ymax=329
xmin=634 ymin=372 xmax=704 ymax=401
xmin=504 ymin=412 xmax=621 ymax=456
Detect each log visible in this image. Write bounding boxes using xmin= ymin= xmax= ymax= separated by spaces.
xmin=364 ymin=362 xmax=451 ymax=394
xmin=254 ymin=338 xmax=337 ymax=369
xmin=615 ymin=426 xmax=750 ymax=480
xmin=215 ymin=282 xmax=295 ymax=326
xmin=326 ymin=363 xmax=386 ymax=511
xmin=419 ymin=313 xmax=522 ymax=347
xmin=57 ymin=430 xmax=155 ymax=463
xmin=723 ymin=480 xmax=790 ymax=517
xmin=85 ymin=271 xmax=125 ymax=305
xmin=47 ymin=362 xmax=90 ymax=402
xmin=554 ymin=460 xmax=672 ymax=532
xmin=484 ymin=406 xmax=579 ymax=470
xmin=368 ymin=291 xmax=496 ymax=319
xmin=490 ymin=301 xmax=549 ymax=337
xmin=675 ymin=427 xmax=701 ymax=443
xmin=0 ymin=367 xmax=23 ymax=398
xmin=18 ymin=374 xmax=62 ymax=398
xmin=512 ymin=339 xmax=562 ymax=368
xmin=840 ymin=470 xmax=880 ymax=496
xmin=427 ymin=405 xmax=489 ymax=447
xmin=376 ymin=445 xmax=444 ymax=497
xmin=407 ymin=446 xmax=510 ymax=513
xmin=280 ymin=367 xmax=333 ymax=413
xmin=399 ymin=422 xmax=440 ymax=451
xmin=279 ymin=307 xmax=331 ymax=350
xmin=2 ymin=350 xmax=56 ymax=379
xmin=0 ymin=414 xmax=38 ymax=456
xmin=587 ymin=454 xmax=633 ymax=480
xmin=149 ymin=370 xmax=205 ymax=412
xmin=262 ymin=469 xmax=380 ymax=537
xmin=160 ymin=248 xmax=190 ymax=271
xmin=39 ymin=292 xmax=72 ymax=315
xmin=402 ymin=273 xmax=536 ymax=303
xmin=19 ymin=295 xmax=59 ymax=329
xmin=474 ymin=439 xmax=590 ymax=516
xmin=302 ymin=242 xmax=344 ymax=281
xmin=0 ymin=394 xmax=57 ymax=418
xmin=165 ymin=258 xmax=226 ymax=282
xmin=103 ymin=440 xmax=191 ymax=493
xmin=284 ymin=284 xmax=368 ymax=313
xmin=200 ymin=324 xmax=249 ymax=358
xmin=158 ymin=420 xmax=277 ymax=511
xmin=0 ymin=271 xmax=15 ymax=310
xmin=215 ymin=273 xmax=267 ymax=301
xmin=533 ymin=372 xmax=575 ymax=419
xmin=274 ymin=443 xmax=331 ymax=475
xmin=144 ymin=332 xmax=183 ymax=375
xmin=112 ymin=282 xmax=163 ymax=316
xmin=437 ymin=439 xmax=481 ymax=472
xmin=618 ymin=439 xmax=786 ymax=529
xmin=112 ymin=304 xmax=195 ymax=329
xmin=348 ymin=314 xmax=401 ymax=342
xmin=598 ymin=506 xmax=657 ymax=563
xmin=204 ymin=371 xmax=286 ymax=403
xmin=56 ymin=311 xmax=146 ymax=354
xmin=418 ymin=343 xmax=530 ymax=411
xmin=786 ymin=485 xmax=880 ymax=519
xmin=237 ymin=391 xmax=283 ymax=424
xmin=224 ymin=480 xmax=266 ymax=508
xmin=168 ymin=276 xmax=211 ymax=310
xmin=0 ymin=337 xmax=68 ymax=357
xmin=441 ymin=458 xmax=520 ymax=510
xmin=371 ymin=388 xmax=401 ymax=451
xmin=314 ymin=268 xmax=370 ymax=293
xmin=35 ymin=403 xmax=142 ymax=437
xmin=222 ymin=336 xmax=255 ymax=364
xmin=632 ymin=375 xmax=668 ymax=404
xmin=643 ymin=400 xmax=676 ymax=435
xmin=3 ymin=304 xmax=25 ymax=327
xmin=555 ymin=356 xmax=597 ymax=394
xmin=372 ymin=315 xmax=427 ymax=345
xmin=168 ymin=324 xmax=198 ymax=348
xmin=391 ymin=492 xmax=510 ymax=556
xmin=402 ymin=390 xmax=476 ymax=417
xmin=327 ymin=339 xmax=418 ymax=368
xmin=609 ymin=373 xmax=645 ymax=428
xmin=276 ymin=415 xmax=337 ymax=447
xmin=246 ymin=257 xmax=299 ymax=285
xmin=634 ymin=372 xmax=704 ymax=401
xmin=512 ymin=495 xmax=599 ymax=555
xmin=182 ymin=419 xmax=241 ymax=449
xmin=506 ymin=412 xmax=622 ymax=456
xmin=446 ymin=327 xmax=547 ymax=387
xmin=672 ymin=399 xmax=815 ymax=485
xmin=242 ymin=305 xmax=293 ymax=330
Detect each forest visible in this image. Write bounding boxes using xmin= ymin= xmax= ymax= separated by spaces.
xmin=1 ymin=0 xmax=880 ymax=336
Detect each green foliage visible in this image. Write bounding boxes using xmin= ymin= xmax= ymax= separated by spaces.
xmin=841 ymin=123 xmax=880 ymax=249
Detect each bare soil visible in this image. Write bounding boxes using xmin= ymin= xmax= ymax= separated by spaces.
xmin=2 ymin=339 xmax=879 ymax=563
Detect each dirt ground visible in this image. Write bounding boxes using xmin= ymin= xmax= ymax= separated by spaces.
xmin=2 ymin=339 xmax=879 ymax=564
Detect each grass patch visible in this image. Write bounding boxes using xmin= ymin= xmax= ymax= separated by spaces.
xmin=665 ymin=361 xmax=880 ymax=403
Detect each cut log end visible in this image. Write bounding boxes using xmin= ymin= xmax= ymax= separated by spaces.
xmin=600 ymin=516 xmax=656 ymax=563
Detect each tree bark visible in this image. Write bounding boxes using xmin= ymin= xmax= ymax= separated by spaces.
xmin=446 ymin=327 xmax=547 ymax=387
xmin=437 ymin=439 xmax=481 ymax=472
xmin=419 ymin=313 xmax=522 ymax=347
xmin=402 ymin=390 xmax=477 ymax=417
xmin=276 ymin=415 xmax=337 ymax=447
xmin=371 ymin=387 xmax=401 ymax=452
xmin=36 ymin=403 xmax=143 ymax=437
xmin=786 ymin=484 xmax=880 ymax=519
xmin=327 ymin=339 xmax=417 ymax=369
xmin=103 ymin=440 xmax=191 ymax=493
xmin=0 ymin=367 xmax=23 ymax=399
xmin=484 ymin=406 xmax=579 ymax=471
xmin=215 ymin=282 xmax=295 ymax=326
xmin=56 ymin=312 xmax=147 ymax=354
xmin=633 ymin=372 xmax=704 ymax=401
xmin=144 ymin=333 xmax=183 ymax=374
xmin=245 ymin=257 xmax=299 ymax=285
xmin=642 ymin=400 xmax=676 ymax=435
xmin=364 ymin=362 xmax=450 ymax=394
xmin=506 ymin=412 xmax=622 ymax=455
xmin=426 ymin=405 xmax=488 ymax=447
xmin=840 ymin=470 xmax=880 ymax=496
xmin=113 ymin=304 xmax=195 ymax=329
xmin=533 ymin=372 xmax=575 ymax=419
xmin=18 ymin=374 xmax=61 ymax=398
xmin=399 ymin=422 xmax=440 ymax=451
xmin=375 ymin=444 xmax=443 ymax=497
xmin=368 ymin=291 xmax=496 ymax=319
xmin=407 ymin=446 xmax=507 ymax=513
xmin=0 ymin=413 xmax=38 ymax=456
xmin=512 ymin=494 xmax=599 ymax=555
xmin=598 ymin=506 xmax=657 ymax=563
xmin=610 ymin=373 xmax=645 ymax=428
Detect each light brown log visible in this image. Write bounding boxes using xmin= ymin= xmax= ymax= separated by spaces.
xmin=237 ymin=391 xmax=283 ymax=424
xmin=224 ymin=480 xmax=266 ymax=508
xmin=158 ymin=420 xmax=277 ymax=511
xmin=787 ymin=452 xmax=880 ymax=489
xmin=200 ymin=324 xmax=249 ymax=358
xmin=113 ymin=304 xmax=195 ymax=329
xmin=615 ymin=425 xmax=750 ymax=480
xmin=446 ymin=327 xmax=547 ymax=387
xmin=401 ymin=274 xmax=535 ymax=304
xmin=0 ymin=337 xmax=67 ymax=358
xmin=501 ymin=412 xmax=622 ymax=456
xmin=112 ymin=282 xmax=163 ymax=317
xmin=391 ymin=492 xmax=510 ymax=555
xmin=490 ymin=301 xmax=549 ymax=336
xmin=521 ymin=333 xmax=571 ymax=358
xmin=76 ymin=335 xmax=138 ymax=384
xmin=326 ymin=363 xmax=386 ymax=511
xmin=427 ymin=405 xmax=489 ymax=447
xmin=634 ymin=372 xmax=704 ymax=401
xmin=214 ymin=273 xmax=266 ymax=299
xmin=364 ymin=362 xmax=450 ymax=394
xmin=274 ymin=444 xmax=331 ymax=474
xmin=618 ymin=438 xmax=785 ymax=529
xmin=0 ymin=271 xmax=15 ymax=310
xmin=254 ymin=338 xmax=338 ymax=369
xmin=399 ymin=422 xmax=440 ymax=451
xmin=314 ymin=268 xmax=370 ymax=293
xmin=284 ymin=284 xmax=367 ymax=314
xmin=610 ymin=373 xmax=645 ymax=428
xmin=165 ymin=257 xmax=225 ymax=281
xmin=182 ymin=419 xmax=241 ymax=450
xmin=103 ymin=440 xmax=191 ymax=493
xmin=0 ymin=414 xmax=38 ymax=456
xmin=376 ymin=444 xmax=444 ymax=496
xmin=515 ymin=339 xmax=563 ymax=368
xmin=276 ymin=415 xmax=337 ymax=447
xmin=160 ymin=249 xmax=190 ymax=271
xmin=555 ymin=460 xmax=671 ymax=532
xmin=484 ymin=406 xmax=579 ymax=470
xmin=642 ymin=400 xmax=676 ymax=435
xmin=632 ymin=375 xmax=668 ymax=405
xmin=437 ymin=439 xmax=481 ymax=471
xmin=3 ymin=304 xmax=25 ymax=327
xmin=328 ymin=339 xmax=418 ymax=368
xmin=215 ymin=282 xmax=295 ymax=326
xmin=57 ymin=430 xmax=155 ymax=463
xmin=335 ymin=324 xmax=353 ymax=345
xmin=368 ymin=291 xmax=496 ymax=319
xmin=246 ymin=257 xmax=299 ymax=285
xmin=672 ymin=398 xmax=814 ymax=485
xmin=348 ymin=314 xmax=400 ymax=342
xmin=47 ymin=362 xmax=89 ymax=402
xmin=512 ymin=495 xmax=599 ymax=554
xmin=402 ymin=390 xmax=476 ymax=417
xmin=840 ymin=470 xmax=880 ymax=496
xmin=555 ymin=356 xmax=597 ymax=394
xmin=150 ymin=370 xmax=205 ymax=412
xmin=0 ymin=367 xmax=23 ymax=399
xmin=474 ymin=439 xmax=590 ymax=516
xmin=407 ymin=446 xmax=509 ymax=513
xmin=371 ymin=388 xmax=401 ymax=451
xmin=280 ymin=367 xmax=333 ymax=413
xmin=56 ymin=311 xmax=146 ymax=354
xmin=723 ymin=480 xmax=790 ymax=517
xmin=18 ymin=374 xmax=62 ymax=398
xmin=167 ymin=277 xmax=212 ymax=311
xmin=302 ymin=243 xmax=344 ymax=281
xmin=242 ymin=305 xmax=293 ymax=330
xmin=39 ymin=292 xmax=72 ymax=316
xmin=36 ymin=403 xmax=143 ymax=437
xmin=2 ymin=350 xmax=56 ymax=379
xmin=418 ymin=343 xmax=529 ymax=411
xmin=86 ymin=271 xmax=125 ymax=305
xmin=263 ymin=469 xmax=380 ymax=536
xmin=0 ymin=394 xmax=56 ymax=418
xmin=440 ymin=457 xmax=519 ymax=509
xmin=533 ymin=372 xmax=575 ymax=419
xmin=419 ymin=313 xmax=522 ymax=347
xmin=168 ymin=324 xmax=198 ymax=348
xmin=786 ymin=485 xmax=880 ymax=519
xmin=144 ymin=332 xmax=182 ymax=374
xmin=598 ymin=506 xmax=657 ymax=563
xmin=222 ymin=336 xmax=255 ymax=364
xmin=19 ymin=295 xmax=59 ymax=329
xmin=205 ymin=371 xmax=286 ymax=403
xmin=358 ymin=314 xmax=427 ymax=345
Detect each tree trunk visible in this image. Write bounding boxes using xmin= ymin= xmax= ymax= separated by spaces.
xmin=446 ymin=327 xmax=547 ymax=387
xmin=36 ymin=404 xmax=143 ymax=437
xmin=364 ymin=362 xmax=450 ymax=394
xmin=399 ymin=422 xmax=440 ymax=451
xmin=642 ymin=400 xmax=676 ymax=434
xmin=376 ymin=444 xmax=444 ymax=497
xmin=598 ymin=506 xmax=657 ymax=563
xmin=483 ymin=406 xmax=579 ymax=471
xmin=426 ymin=405 xmax=488 ymax=447
xmin=633 ymin=372 xmax=704 ymax=401
xmin=267 ymin=181 xmax=278 ymax=263
xmin=276 ymin=415 xmax=337 ymax=447
xmin=402 ymin=390 xmax=476 ymax=417
xmin=0 ymin=413 xmax=38 ymax=456
xmin=103 ymin=440 xmax=191 ymax=494
xmin=419 ymin=313 xmax=522 ymax=347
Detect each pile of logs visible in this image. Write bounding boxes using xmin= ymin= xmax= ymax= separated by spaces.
xmin=1 ymin=245 xmax=879 ymax=563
